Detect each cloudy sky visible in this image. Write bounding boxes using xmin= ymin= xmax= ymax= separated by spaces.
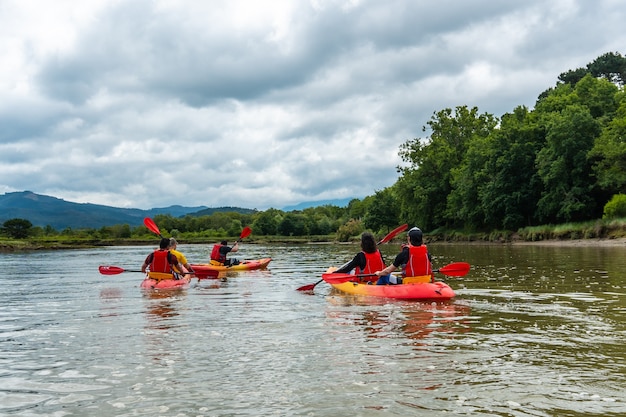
xmin=1 ymin=0 xmax=624 ymax=210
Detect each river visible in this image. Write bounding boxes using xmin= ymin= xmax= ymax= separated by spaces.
xmin=0 ymin=242 xmax=624 ymax=416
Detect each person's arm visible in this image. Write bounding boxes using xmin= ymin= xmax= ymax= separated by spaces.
xmin=375 ymin=249 xmax=406 ymax=276
xmin=334 ymin=253 xmax=361 ymax=273
xmin=141 ymin=253 xmax=153 ymax=273
xmin=230 ymin=242 xmax=239 ymax=253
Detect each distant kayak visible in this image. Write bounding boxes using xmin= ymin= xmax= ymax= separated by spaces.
xmin=191 ymin=258 xmax=271 ymax=279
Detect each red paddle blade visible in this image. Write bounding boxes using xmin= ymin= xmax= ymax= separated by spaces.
xmin=297 ymin=283 xmax=317 ymax=291
xmin=143 ymin=217 xmax=162 ymax=237
xmin=377 ymin=224 xmax=408 ymax=245
xmin=437 ymin=262 xmax=471 ymax=277
xmin=240 ymin=226 xmax=252 ymax=240
xmin=99 ymin=265 xmax=126 ymax=275
xmin=194 ymin=269 xmax=221 ymax=279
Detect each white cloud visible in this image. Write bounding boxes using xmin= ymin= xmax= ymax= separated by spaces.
xmin=0 ymin=0 xmax=624 ymax=210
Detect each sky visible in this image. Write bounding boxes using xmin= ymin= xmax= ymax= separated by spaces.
xmin=1 ymin=0 xmax=624 ymax=211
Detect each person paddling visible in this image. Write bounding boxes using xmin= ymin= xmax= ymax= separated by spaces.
xmin=169 ymin=238 xmax=195 ymax=276
xmin=141 ymin=237 xmax=185 ymax=279
xmin=374 ymin=227 xmax=433 ymax=284
xmin=210 ymin=240 xmax=240 ymax=266
xmin=333 ymin=232 xmax=385 ymax=283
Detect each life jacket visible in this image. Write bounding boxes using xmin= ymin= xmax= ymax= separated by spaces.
xmin=403 ymin=244 xmax=432 ymax=278
xmin=150 ymin=249 xmax=172 ymax=274
xmin=355 ymin=250 xmax=385 ymax=275
xmin=211 ymin=244 xmax=226 ymax=264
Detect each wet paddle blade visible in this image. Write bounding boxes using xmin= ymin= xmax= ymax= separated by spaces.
xmin=99 ymin=265 xmax=129 ymax=275
xmin=436 ymin=262 xmax=471 ymax=277
xmin=240 ymin=226 xmax=252 ymax=240
xmin=296 ymin=282 xmax=317 ymax=291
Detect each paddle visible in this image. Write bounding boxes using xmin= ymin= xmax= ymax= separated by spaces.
xmin=296 ymin=224 xmax=408 ymax=292
xmin=320 ymin=262 xmax=471 ymax=284
xmin=377 ymin=224 xmax=408 ymax=245
xmin=237 ymin=226 xmax=252 ymax=243
xmin=144 ymin=217 xmax=164 ymax=238
xmin=98 ymin=265 xmax=207 ymax=276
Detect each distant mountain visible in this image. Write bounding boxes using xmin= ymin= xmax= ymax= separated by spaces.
xmin=282 ymin=198 xmax=353 ymax=211
xmin=0 ymin=191 xmax=353 ymax=230
xmin=0 ymin=191 xmax=209 ymax=230
xmin=188 ymin=207 xmax=258 ymax=216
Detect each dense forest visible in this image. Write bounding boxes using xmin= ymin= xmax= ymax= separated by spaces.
xmin=3 ymin=52 xmax=626 ymax=243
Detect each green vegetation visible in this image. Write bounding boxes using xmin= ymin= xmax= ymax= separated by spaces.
xmin=2 ymin=52 xmax=626 ymax=250
xmin=394 ymin=53 xmax=626 ymax=231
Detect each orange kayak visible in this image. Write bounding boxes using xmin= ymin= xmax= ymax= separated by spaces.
xmin=191 ymin=258 xmax=271 ymax=279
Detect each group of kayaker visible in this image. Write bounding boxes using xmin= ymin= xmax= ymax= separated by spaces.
xmin=334 ymin=226 xmax=432 ymax=285
xmin=141 ymin=237 xmax=239 ymax=280
xmin=140 ymin=224 xmax=429 ymax=286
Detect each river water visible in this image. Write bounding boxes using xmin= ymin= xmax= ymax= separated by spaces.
xmin=0 ymin=242 xmax=624 ymax=416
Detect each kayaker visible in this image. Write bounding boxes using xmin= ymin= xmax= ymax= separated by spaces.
xmin=334 ymin=232 xmax=385 ymax=283
xmin=210 ymin=240 xmax=240 ymax=266
xmin=374 ymin=227 xmax=433 ymax=284
xmin=141 ymin=237 xmax=185 ymax=279
xmin=169 ymin=238 xmax=195 ymax=276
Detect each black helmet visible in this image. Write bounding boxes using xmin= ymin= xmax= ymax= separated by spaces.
xmin=408 ymin=227 xmax=423 ymax=245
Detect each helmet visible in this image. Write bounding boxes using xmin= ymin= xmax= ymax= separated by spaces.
xmin=408 ymin=227 xmax=423 ymax=244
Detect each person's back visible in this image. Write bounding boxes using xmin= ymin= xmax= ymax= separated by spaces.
xmin=210 ymin=240 xmax=239 ymax=266
xmin=375 ymin=227 xmax=432 ymax=284
xmin=169 ymin=238 xmax=194 ymax=275
xmin=141 ymin=237 xmax=183 ymax=279
xmin=404 ymin=244 xmax=432 ymax=277
xmin=335 ymin=232 xmax=384 ymax=282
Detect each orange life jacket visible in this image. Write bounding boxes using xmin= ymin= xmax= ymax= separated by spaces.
xmin=211 ymin=244 xmax=226 ymax=263
xmin=403 ymin=244 xmax=432 ymax=277
xmin=150 ymin=249 xmax=172 ymax=273
xmin=355 ymin=250 xmax=385 ymax=275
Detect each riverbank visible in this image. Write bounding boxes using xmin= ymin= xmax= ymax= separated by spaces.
xmin=3 ymin=235 xmax=626 ymax=252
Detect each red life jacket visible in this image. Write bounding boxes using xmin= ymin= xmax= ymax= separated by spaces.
xmin=150 ymin=249 xmax=172 ymax=273
xmin=355 ymin=250 xmax=385 ymax=275
xmin=211 ymin=244 xmax=226 ymax=263
xmin=403 ymin=244 xmax=432 ymax=277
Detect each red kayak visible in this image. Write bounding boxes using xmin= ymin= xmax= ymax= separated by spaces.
xmin=140 ymin=271 xmax=191 ymax=290
xmin=191 ymin=258 xmax=271 ymax=279
xmin=140 ymin=277 xmax=191 ymax=290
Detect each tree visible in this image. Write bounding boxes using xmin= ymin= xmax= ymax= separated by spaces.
xmin=397 ymin=106 xmax=498 ymax=230
xmin=536 ymin=105 xmax=600 ymax=222
xmin=252 ymin=208 xmax=281 ymax=235
xmin=481 ymin=108 xmax=545 ymax=229
xmin=587 ymin=51 xmax=626 ymax=86
xmin=2 ymin=218 xmax=33 ymax=239
xmin=363 ymin=188 xmax=400 ymax=233
xmin=589 ymin=100 xmax=626 ymax=194
xmin=277 ymin=212 xmax=308 ymax=236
